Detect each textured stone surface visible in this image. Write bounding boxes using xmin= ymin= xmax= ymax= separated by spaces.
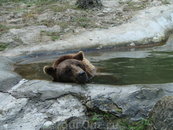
xmin=149 ymin=96 xmax=173 ymax=130
xmin=9 ymin=79 xmax=173 ymax=120
xmin=1 ymin=5 xmax=173 ymax=57
xmin=0 ymin=1 xmax=173 ymax=129
xmin=0 ymin=57 xmax=21 ymax=92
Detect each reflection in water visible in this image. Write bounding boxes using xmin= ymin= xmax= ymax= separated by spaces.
xmin=14 ymin=51 xmax=173 ymax=85
xmin=14 ymin=62 xmax=53 ymax=81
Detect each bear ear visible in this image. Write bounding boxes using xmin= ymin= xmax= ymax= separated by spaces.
xmin=43 ymin=66 xmax=56 ymax=76
xmin=73 ymin=51 xmax=84 ymax=61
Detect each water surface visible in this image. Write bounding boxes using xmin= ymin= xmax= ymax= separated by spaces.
xmin=14 ymin=48 xmax=173 ymax=85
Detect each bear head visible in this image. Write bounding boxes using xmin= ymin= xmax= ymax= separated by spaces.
xmin=43 ymin=51 xmax=94 ymax=83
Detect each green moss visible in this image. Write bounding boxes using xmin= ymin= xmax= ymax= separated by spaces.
xmin=57 ymin=22 xmax=68 ymax=29
xmin=51 ymin=36 xmax=59 ymax=41
xmin=118 ymin=118 xmax=151 ymax=130
xmin=162 ymin=0 xmax=170 ymax=4
xmin=72 ymin=16 xmax=97 ymax=28
xmin=41 ymin=31 xmax=61 ymax=41
xmin=120 ymin=1 xmax=148 ymax=11
xmin=0 ymin=42 xmax=8 ymax=51
xmin=88 ymin=111 xmax=151 ymax=130
xmin=88 ymin=112 xmax=117 ymax=124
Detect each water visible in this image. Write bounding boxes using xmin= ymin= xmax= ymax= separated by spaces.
xmin=14 ymin=49 xmax=173 ymax=85
xmin=92 ymin=51 xmax=173 ymax=85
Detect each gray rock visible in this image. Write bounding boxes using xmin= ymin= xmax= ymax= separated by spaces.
xmin=149 ymin=96 xmax=173 ymax=130
xmin=6 ymin=12 xmax=23 ymax=20
xmin=2 ymin=5 xmax=173 ymax=57
xmin=9 ymin=79 xmax=173 ymax=120
xmin=103 ymin=1 xmax=118 ymax=8
xmin=0 ymin=57 xmax=21 ymax=92
xmin=0 ymin=92 xmax=28 ymax=125
xmin=0 ymin=94 xmax=85 ymax=130
xmin=97 ymin=13 xmax=106 ymax=17
xmin=9 ymin=80 xmax=87 ymax=100
xmin=6 ymin=18 xmax=23 ymax=24
xmin=0 ymin=72 xmax=21 ymax=92
xmin=86 ymin=84 xmax=173 ymax=119
xmin=0 ymin=25 xmax=62 ymax=45
xmin=37 ymin=12 xmax=53 ymax=22
xmin=1 ymin=68 xmax=173 ymax=129
xmin=86 ymin=97 xmax=122 ymax=117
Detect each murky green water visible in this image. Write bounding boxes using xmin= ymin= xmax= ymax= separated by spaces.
xmin=92 ymin=51 xmax=173 ymax=85
xmin=14 ymin=49 xmax=173 ymax=85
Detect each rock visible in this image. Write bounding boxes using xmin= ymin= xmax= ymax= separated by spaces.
xmin=45 ymin=25 xmax=62 ymax=33
xmin=0 ymin=72 xmax=21 ymax=92
xmin=41 ymin=36 xmax=52 ymax=42
xmin=130 ymin=42 xmax=135 ymax=46
xmin=0 ymin=93 xmax=28 ymax=127
xmin=1 ymin=1 xmax=173 ymax=129
xmin=153 ymin=34 xmax=173 ymax=52
xmin=9 ymin=80 xmax=87 ymax=100
xmin=102 ymin=1 xmax=118 ymax=8
xmin=1 ymin=68 xmax=173 ymax=129
xmin=42 ymin=121 xmax=53 ymax=129
xmin=0 ymin=25 xmax=62 ymax=45
xmin=37 ymin=12 xmax=53 ymax=22
xmin=49 ymin=94 xmax=86 ymax=123
xmin=86 ymin=97 xmax=122 ymax=117
xmin=2 ymin=94 xmax=85 ymax=130
xmin=149 ymin=96 xmax=173 ymax=130
xmin=97 ymin=13 xmax=106 ymax=17
xmin=9 ymin=79 xmax=173 ymax=120
xmin=6 ymin=18 xmax=23 ymax=24
xmin=74 ymin=27 xmax=86 ymax=34
xmin=2 ymin=5 xmax=173 ymax=57
xmin=0 ymin=57 xmax=21 ymax=92
xmin=86 ymin=84 xmax=173 ymax=120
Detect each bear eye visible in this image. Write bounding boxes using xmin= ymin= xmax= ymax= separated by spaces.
xmin=65 ymin=68 xmax=71 ymax=73
xmin=76 ymin=63 xmax=81 ymax=67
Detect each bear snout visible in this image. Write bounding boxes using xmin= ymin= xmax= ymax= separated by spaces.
xmin=78 ymin=71 xmax=86 ymax=78
xmin=77 ymin=71 xmax=88 ymax=83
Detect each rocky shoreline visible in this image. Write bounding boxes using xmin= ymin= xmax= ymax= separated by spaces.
xmin=1 ymin=0 xmax=173 ymax=130
xmin=0 ymin=0 xmax=173 ymax=57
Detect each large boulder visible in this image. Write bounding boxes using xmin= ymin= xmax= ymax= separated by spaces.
xmin=149 ymin=96 xmax=173 ymax=130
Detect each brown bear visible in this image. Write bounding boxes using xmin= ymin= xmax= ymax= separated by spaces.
xmin=43 ymin=51 xmax=96 ymax=83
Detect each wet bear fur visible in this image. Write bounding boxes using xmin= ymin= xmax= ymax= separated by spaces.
xmin=43 ymin=51 xmax=96 ymax=83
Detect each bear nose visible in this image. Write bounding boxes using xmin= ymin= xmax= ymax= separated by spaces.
xmin=78 ymin=71 xmax=86 ymax=78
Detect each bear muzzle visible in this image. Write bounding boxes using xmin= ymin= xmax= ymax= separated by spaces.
xmin=77 ymin=71 xmax=88 ymax=83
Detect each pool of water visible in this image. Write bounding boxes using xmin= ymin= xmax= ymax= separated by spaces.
xmin=92 ymin=51 xmax=173 ymax=85
xmin=14 ymin=47 xmax=173 ymax=85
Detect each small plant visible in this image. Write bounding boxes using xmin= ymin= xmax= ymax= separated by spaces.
xmin=118 ymin=118 xmax=151 ymax=130
xmin=163 ymin=0 xmax=170 ymax=4
xmin=0 ymin=42 xmax=8 ymax=51
xmin=41 ymin=31 xmax=60 ymax=41
xmin=51 ymin=36 xmax=59 ymax=41
xmin=91 ymin=113 xmax=100 ymax=123
xmin=89 ymin=112 xmax=116 ymax=124
xmin=89 ymin=112 xmax=100 ymax=124
xmin=72 ymin=16 xmax=96 ymax=28
xmin=122 ymin=1 xmax=148 ymax=11
xmin=40 ymin=19 xmax=56 ymax=27
xmin=57 ymin=22 xmax=68 ymax=28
